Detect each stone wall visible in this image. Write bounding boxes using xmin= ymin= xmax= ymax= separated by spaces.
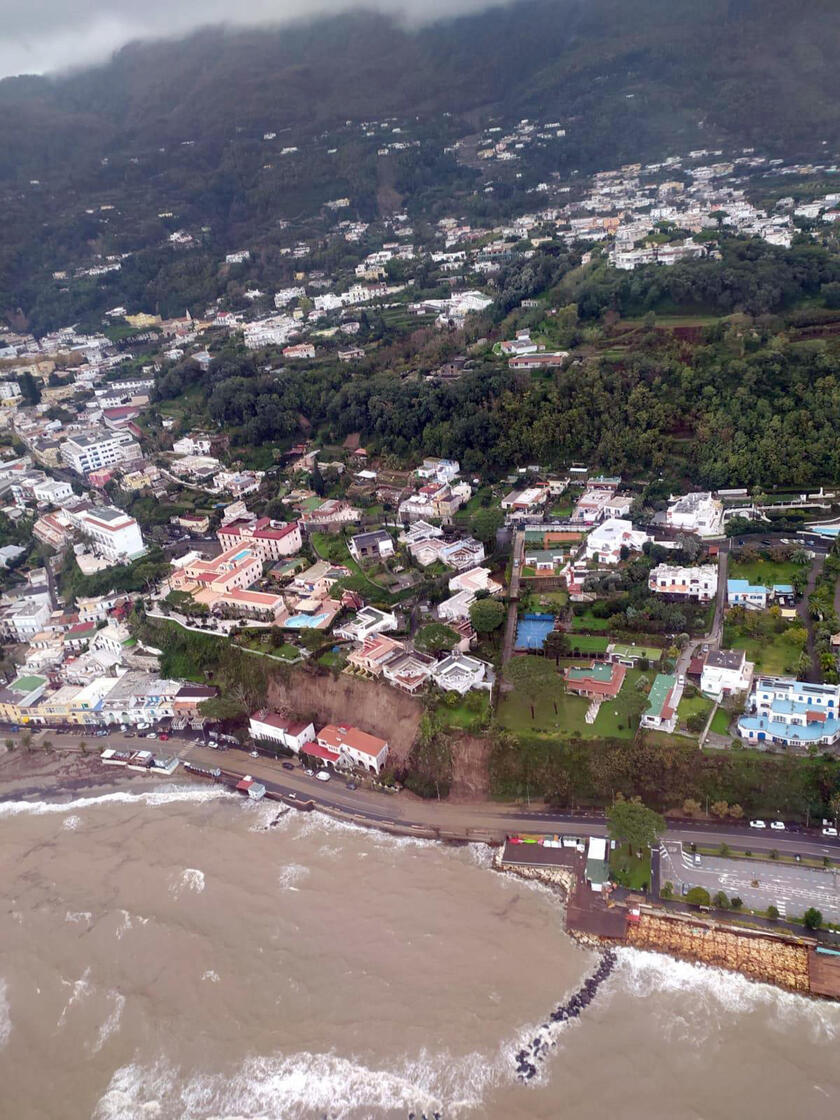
xmin=627 ymin=912 xmax=811 ymax=992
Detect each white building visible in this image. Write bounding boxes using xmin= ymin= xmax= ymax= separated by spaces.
xmin=248 ymin=710 xmax=315 ymax=751
xmin=738 ymin=677 xmax=840 ymax=748
xmin=701 ymin=649 xmax=754 ymax=700
xmin=334 ymin=606 xmax=398 ymax=643
xmin=60 ymin=431 xmax=141 ymax=475
xmin=584 ymin=519 xmax=649 ymax=564
xmin=315 ymin=723 xmax=389 ymax=774
xmin=431 ymin=651 xmax=495 ymax=695
xmin=648 ymin=563 xmax=718 ymax=602
xmin=665 ymin=492 xmax=723 ymax=536
xmin=76 ymin=506 xmax=145 ymax=563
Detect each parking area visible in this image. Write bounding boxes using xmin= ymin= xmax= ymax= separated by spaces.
xmin=661 ymin=841 xmax=840 ymax=922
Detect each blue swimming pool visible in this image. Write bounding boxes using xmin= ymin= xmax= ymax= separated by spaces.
xmin=515 ymin=613 xmax=556 ymax=651
xmin=284 ymin=613 xmax=328 ymax=629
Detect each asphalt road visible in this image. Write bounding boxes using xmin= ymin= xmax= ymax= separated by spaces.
xmin=8 ymin=729 xmax=840 ymax=860
xmin=661 ymin=840 xmax=840 ymax=921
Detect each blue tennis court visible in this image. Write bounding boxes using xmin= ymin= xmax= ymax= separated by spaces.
xmin=515 ymin=613 xmax=556 ymax=651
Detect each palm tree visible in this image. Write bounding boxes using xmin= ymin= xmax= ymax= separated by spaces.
xmin=21 ymin=730 xmax=32 ymax=752
xmin=4 ymin=737 xmax=15 ymax=752
xmin=41 ymin=738 xmax=53 ymax=753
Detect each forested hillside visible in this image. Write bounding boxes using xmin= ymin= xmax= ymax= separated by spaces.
xmin=1 ymin=0 xmax=840 ymax=320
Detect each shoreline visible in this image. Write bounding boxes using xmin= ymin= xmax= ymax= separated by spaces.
xmin=3 ymin=757 xmax=839 ymax=1003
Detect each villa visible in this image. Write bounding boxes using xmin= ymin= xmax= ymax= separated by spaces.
xmin=564 ymin=661 xmax=626 ymax=701
xmin=737 ymin=676 xmax=840 ymax=748
xmin=640 ymin=673 xmax=683 ymax=734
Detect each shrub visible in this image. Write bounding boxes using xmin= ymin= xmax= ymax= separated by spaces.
xmin=803 ymin=907 xmax=823 ymax=930
xmin=685 ymin=886 xmax=711 ymax=907
xmin=767 ymin=905 xmax=780 ymax=920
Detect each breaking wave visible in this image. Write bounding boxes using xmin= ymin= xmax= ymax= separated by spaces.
xmin=0 ymin=786 xmax=231 ymax=819
xmin=613 ymin=947 xmax=840 ymax=1041
xmin=170 ymin=868 xmax=205 ymax=898
xmin=0 ymin=980 xmax=10 ymax=1049
xmin=90 ymin=991 xmax=126 ymax=1055
xmin=93 ymin=1044 xmax=506 ymax=1120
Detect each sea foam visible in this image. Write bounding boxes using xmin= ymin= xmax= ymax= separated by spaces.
xmin=170 ymin=868 xmax=206 ymax=898
xmin=93 ymin=1045 xmax=500 ymax=1120
xmin=0 ymin=979 xmax=11 ymax=1049
xmin=90 ymin=991 xmax=126 ymax=1055
xmin=613 ymin=946 xmax=840 ymax=1041
xmin=0 ymin=785 xmax=231 ymax=819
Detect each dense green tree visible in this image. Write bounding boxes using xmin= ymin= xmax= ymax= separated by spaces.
xmin=606 ymin=796 xmax=665 ymax=854
xmin=686 ymin=887 xmax=711 ymax=907
xmin=469 ymin=598 xmax=506 ymax=635
xmin=415 ymin=623 xmax=460 ymax=655
xmin=803 ymin=907 xmax=823 ymax=930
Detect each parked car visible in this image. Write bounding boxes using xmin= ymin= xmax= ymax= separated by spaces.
xmin=749 ymin=819 xmax=767 ymax=829
xmin=250 ymin=750 xmax=259 ymax=758
xmin=693 ymin=852 xmax=701 ymax=866
xmin=158 ymin=733 xmax=169 ymax=741
xmin=304 ymin=768 xmax=315 ymax=777
xmin=822 ymin=826 xmax=839 ymax=837
xmin=146 ymin=733 xmax=157 ymax=740
xmin=770 ymin=821 xmax=785 ymax=831
xmin=345 ymin=782 xmax=357 ymax=791
xmin=282 ymin=762 xmax=294 ymax=771
xmin=316 ymin=771 xmax=331 ymax=782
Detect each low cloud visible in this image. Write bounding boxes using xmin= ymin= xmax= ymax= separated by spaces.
xmin=0 ymin=0 xmax=497 ymax=80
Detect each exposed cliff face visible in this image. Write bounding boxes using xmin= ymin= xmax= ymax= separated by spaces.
xmin=449 ymin=733 xmax=492 ymax=802
xmin=267 ymin=669 xmax=423 ymax=764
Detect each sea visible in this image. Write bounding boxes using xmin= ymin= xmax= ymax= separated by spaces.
xmin=1 ymin=784 xmax=839 ymax=1120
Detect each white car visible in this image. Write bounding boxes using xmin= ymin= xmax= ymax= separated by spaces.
xmin=770 ymin=821 xmax=785 ymax=831
xmin=316 ymin=771 xmax=331 ymax=782
xmin=749 ymin=819 xmax=767 ymax=829
xmin=822 ymin=826 xmax=838 ymax=838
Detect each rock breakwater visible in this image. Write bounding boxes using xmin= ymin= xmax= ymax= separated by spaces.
xmin=514 ymin=949 xmax=617 ymax=1081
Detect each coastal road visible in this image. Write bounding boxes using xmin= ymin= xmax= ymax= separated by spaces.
xmin=6 ymin=730 xmax=840 ymax=864
xmin=173 ymin=741 xmax=840 ymax=860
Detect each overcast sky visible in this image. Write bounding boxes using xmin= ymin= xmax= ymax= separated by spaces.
xmin=0 ymin=0 xmax=497 ymax=80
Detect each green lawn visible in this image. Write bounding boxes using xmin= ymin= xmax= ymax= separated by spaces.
xmin=534 ymin=590 xmax=569 ymax=611
xmin=566 ymin=634 xmax=610 ymax=654
xmin=571 ymin=612 xmax=612 ymax=631
xmin=590 ymin=668 xmax=649 ymax=738
xmin=498 ymin=666 xmax=646 ymax=740
xmin=677 ymin=691 xmax=714 ymax=728
xmin=711 ymin=708 xmax=732 ymax=736
xmin=318 ymin=650 xmax=347 ymax=669
xmin=609 ymin=846 xmax=652 ymax=890
xmin=499 ymin=674 xmax=591 ymax=737
xmin=729 ymin=556 xmax=804 ymax=588
xmin=727 ymin=628 xmax=805 ymax=676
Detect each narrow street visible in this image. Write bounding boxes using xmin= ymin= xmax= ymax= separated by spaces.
xmin=797 ymin=553 xmax=826 ymax=683
xmin=500 ymin=529 xmax=524 ymax=667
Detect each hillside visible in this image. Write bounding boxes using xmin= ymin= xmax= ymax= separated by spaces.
xmin=1 ymin=0 xmax=839 ymax=322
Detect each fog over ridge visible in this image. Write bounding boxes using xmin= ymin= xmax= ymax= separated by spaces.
xmin=0 ymin=0 xmax=504 ymax=80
